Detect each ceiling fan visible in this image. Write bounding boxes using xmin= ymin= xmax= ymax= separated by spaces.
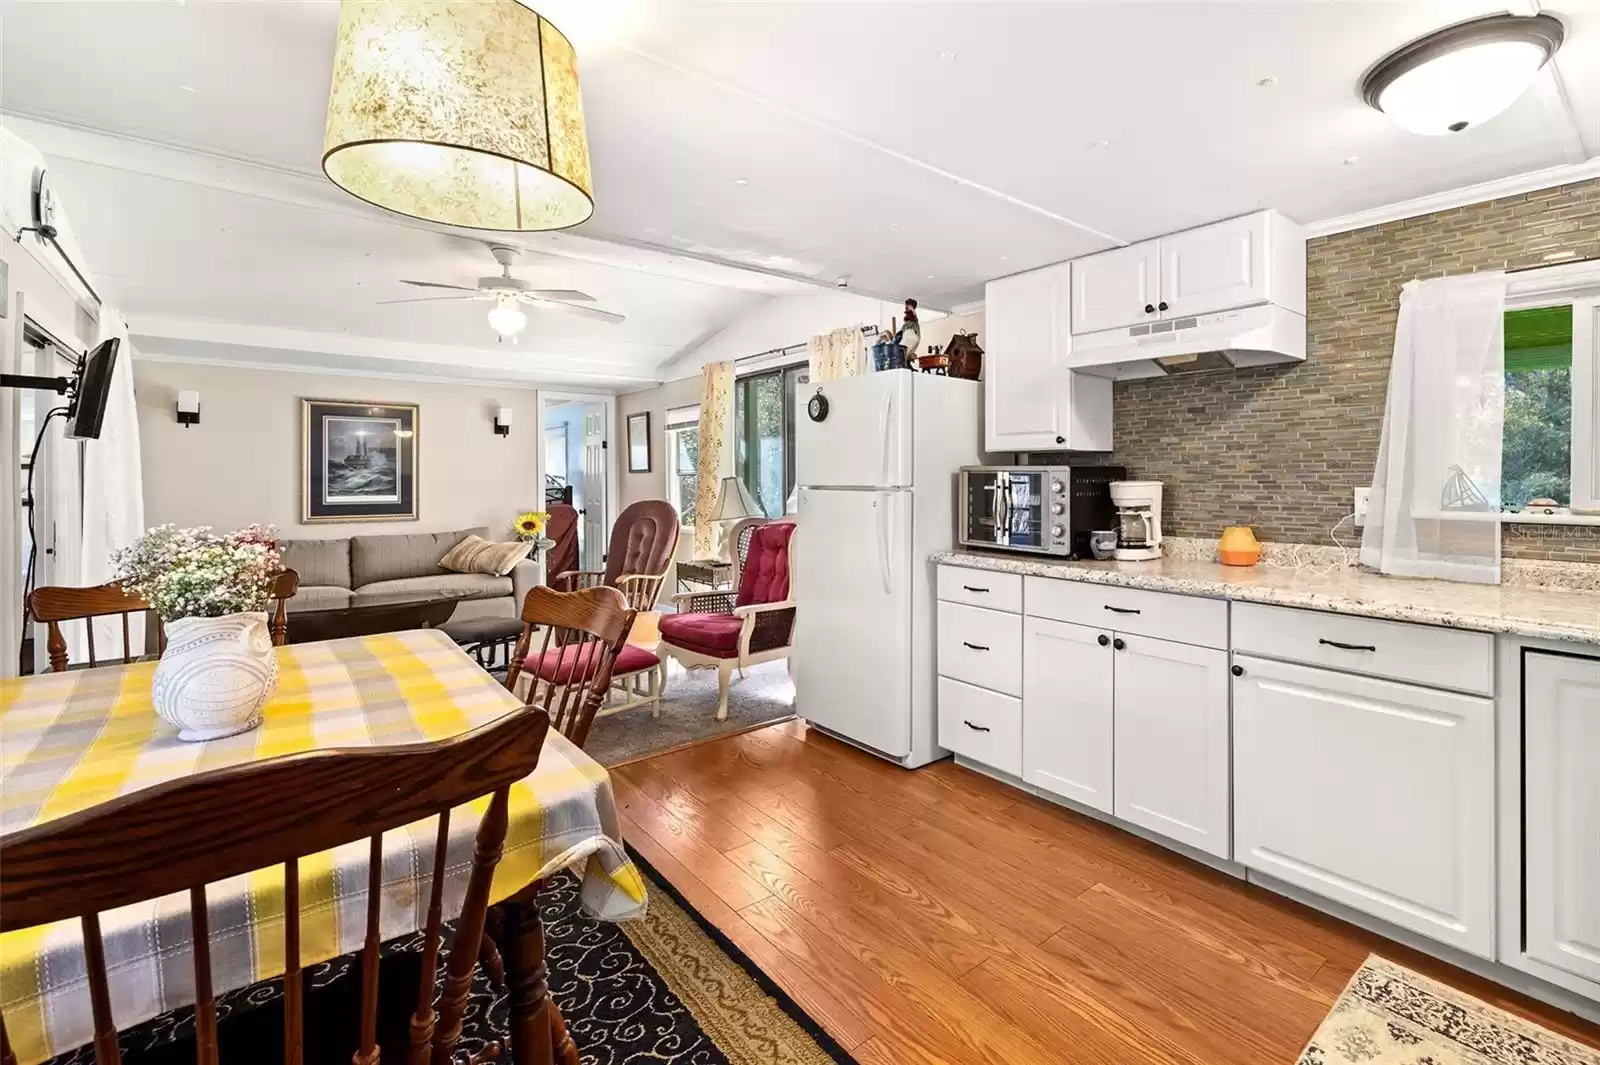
xmin=379 ymin=244 xmax=625 ymax=338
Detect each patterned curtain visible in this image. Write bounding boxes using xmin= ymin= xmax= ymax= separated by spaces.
xmin=806 ymin=326 xmax=864 ymax=383
xmin=692 ymin=360 xmax=735 ymax=559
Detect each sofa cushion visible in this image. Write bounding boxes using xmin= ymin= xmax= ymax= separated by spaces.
xmin=523 ymin=642 xmax=659 ymax=684
xmin=291 ymin=585 xmax=353 ymax=610
xmin=278 ymin=538 xmax=352 ymax=590
xmin=352 ymin=572 xmax=511 ymax=606
xmin=350 ymin=527 xmax=486 ymax=588
xmin=659 ymin=611 xmax=742 ymax=658
xmin=439 ymin=534 xmax=533 ymax=577
xmin=736 ymin=522 xmax=794 ymax=607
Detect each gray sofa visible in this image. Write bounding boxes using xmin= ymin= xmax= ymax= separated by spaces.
xmin=278 ymin=526 xmax=541 ymax=623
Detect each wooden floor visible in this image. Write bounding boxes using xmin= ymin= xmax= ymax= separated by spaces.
xmin=612 ymin=718 xmax=1600 ymax=1064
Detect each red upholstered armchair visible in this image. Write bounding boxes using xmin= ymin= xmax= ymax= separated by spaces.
xmin=658 ymin=521 xmax=796 ymax=720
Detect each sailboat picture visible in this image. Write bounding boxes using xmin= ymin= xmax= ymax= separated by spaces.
xmin=302 ymin=399 xmax=419 ymax=522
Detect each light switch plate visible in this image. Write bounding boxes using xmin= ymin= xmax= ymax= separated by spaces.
xmin=1353 ymin=486 xmax=1372 ymax=527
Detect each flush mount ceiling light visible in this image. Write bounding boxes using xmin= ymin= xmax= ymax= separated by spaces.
xmin=323 ymin=0 xmax=594 ymax=230
xmin=1361 ymin=13 xmax=1564 ymax=136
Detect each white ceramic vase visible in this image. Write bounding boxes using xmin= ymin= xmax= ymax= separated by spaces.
xmin=151 ymin=612 xmax=279 ymax=742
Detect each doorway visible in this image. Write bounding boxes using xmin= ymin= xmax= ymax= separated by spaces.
xmin=540 ymin=395 xmax=612 ymax=571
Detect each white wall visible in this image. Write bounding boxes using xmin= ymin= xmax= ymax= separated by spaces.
xmin=617 ymin=375 xmax=700 ymax=513
xmin=661 ymin=290 xmax=903 ymax=379
xmin=134 ymin=360 xmax=544 ymax=540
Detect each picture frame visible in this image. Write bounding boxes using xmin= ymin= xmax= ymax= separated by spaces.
xmin=301 ymin=399 xmax=419 ymax=523
xmin=626 ymin=410 xmax=651 ymax=473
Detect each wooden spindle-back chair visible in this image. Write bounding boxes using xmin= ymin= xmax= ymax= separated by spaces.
xmin=502 ymin=586 xmax=635 ymax=748
xmin=0 ymin=706 xmax=553 ymax=1065
xmin=27 ymin=583 xmax=163 ymax=672
xmin=270 ymin=569 xmax=300 ymax=647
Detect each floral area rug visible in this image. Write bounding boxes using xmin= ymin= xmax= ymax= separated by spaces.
xmin=1299 ymin=955 xmax=1600 ymax=1065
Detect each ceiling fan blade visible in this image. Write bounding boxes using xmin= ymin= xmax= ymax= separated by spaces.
xmin=398 ymin=279 xmax=478 ymax=292
xmin=533 ymin=299 xmax=626 ymax=324
xmin=524 ymin=289 xmax=595 ymax=302
xmin=376 ymin=295 xmax=480 ymax=305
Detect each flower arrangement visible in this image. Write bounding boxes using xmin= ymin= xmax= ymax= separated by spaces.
xmin=113 ymin=524 xmax=284 ymax=621
xmin=513 ymin=511 xmax=549 ymax=542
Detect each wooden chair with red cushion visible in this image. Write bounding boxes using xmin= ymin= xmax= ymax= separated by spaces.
xmin=502 ymin=585 xmax=637 ymax=748
xmin=658 ymin=521 xmax=796 ymax=721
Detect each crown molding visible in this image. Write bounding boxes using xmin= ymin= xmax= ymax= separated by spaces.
xmin=1304 ymin=156 xmax=1600 ymax=238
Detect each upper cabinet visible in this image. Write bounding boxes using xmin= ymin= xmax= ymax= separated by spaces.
xmin=984 ymin=263 xmax=1112 ymax=453
xmin=1069 ymin=211 xmax=1306 ymax=337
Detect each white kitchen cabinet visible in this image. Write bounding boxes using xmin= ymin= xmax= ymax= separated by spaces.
xmin=1113 ymin=635 xmax=1232 ymax=858
xmin=983 ymin=265 xmax=1112 ymax=453
xmin=1522 ymin=651 xmax=1600 ymax=984
xmin=1233 ymin=655 xmax=1495 ymax=957
xmin=1022 ymin=616 xmax=1114 ymax=812
xmin=1158 ymin=213 xmax=1269 ymax=319
xmin=1070 ymin=242 xmax=1161 ymax=335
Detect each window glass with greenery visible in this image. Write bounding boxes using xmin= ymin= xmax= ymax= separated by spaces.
xmin=734 ymin=364 xmax=806 ymax=517
xmin=663 ymin=404 xmax=699 ymax=526
xmin=1503 ymin=305 xmax=1572 ymax=510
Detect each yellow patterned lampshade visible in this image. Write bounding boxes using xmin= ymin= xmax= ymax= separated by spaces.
xmin=322 ymin=0 xmax=594 ymax=231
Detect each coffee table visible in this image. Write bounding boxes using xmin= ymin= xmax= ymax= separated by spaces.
xmin=283 ymin=591 xmax=479 ymax=645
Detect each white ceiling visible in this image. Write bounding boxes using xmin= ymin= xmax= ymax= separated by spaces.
xmin=3 ymin=0 xmax=1596 ymax=388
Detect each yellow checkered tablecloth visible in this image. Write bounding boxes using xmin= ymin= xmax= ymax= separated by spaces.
xmin=0 ymin=628 xmax=647 ymax=1065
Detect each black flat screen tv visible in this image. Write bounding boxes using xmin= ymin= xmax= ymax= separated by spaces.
xmin=65 ymin=338 xmax=119 ymax=440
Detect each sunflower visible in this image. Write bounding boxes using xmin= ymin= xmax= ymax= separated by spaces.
xmin=513 ymin=511 xmax=548 ymax=542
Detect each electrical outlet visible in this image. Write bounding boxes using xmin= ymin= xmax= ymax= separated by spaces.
xmin=1353 ymin=486 xmax=1372 ymax=527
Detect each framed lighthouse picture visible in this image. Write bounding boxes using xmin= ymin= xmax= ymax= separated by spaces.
xmin=301 ymin=399 xmax=419 ymax=523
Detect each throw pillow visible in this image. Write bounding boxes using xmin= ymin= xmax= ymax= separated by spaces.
xmin=439 ymin=534 xmax=533 ymax=577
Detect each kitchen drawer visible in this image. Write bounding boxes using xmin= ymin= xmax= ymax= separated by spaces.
xmin=937 ymin=565 xmax=1023 ymax=613
xmin=937 ymin=601 xmax=1022 ymax=696
xmin=938 ymin=676 xmax=1022 ymax=776
xmin=1025 ymin=578 xmax=1227 ymax=650
xmin=1231 ymin=602 xmax=1492 ymax=696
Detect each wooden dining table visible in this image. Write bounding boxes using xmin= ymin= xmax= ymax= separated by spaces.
xmin=0 ymin=628 xmax=646 ymax=1065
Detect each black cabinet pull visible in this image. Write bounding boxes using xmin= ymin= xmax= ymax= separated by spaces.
xmin=1104 ymin=605 xmax=1141 ymax=615
xmin=1055 ymin=435 xmax=1065 ymax=445
xmin=1318 ymin=638 xmax=1377 ymax=652
xmin=1143 ymin=303 xmax=1156 ymax=314
xmin=1097 ymin=634 xmax=1110 ymax=647
xmin=1158 ymin=301 xmax=1169 ymax=311
xmin=1231 ymin=664 xmax=1244 ymax=677
xmin=961 ymin=585 xmax=989 ymax=593
xmin=962 ymin=641 xmax=990 ymax=652
xmin=964 ymin=720 xmax=991 ymax=732
xmin=1112 ymin=638 xmax=1126 ymax=651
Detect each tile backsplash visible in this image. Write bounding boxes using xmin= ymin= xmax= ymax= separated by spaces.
xmin=1108 ymin=177 xmax=1600 ymax=563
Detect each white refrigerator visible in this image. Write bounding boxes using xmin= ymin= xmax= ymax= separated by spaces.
xmin=794 ymin=371 xmax=982 ymax=768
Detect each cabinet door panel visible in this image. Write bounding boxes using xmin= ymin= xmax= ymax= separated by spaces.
xmin=1524 ymin=652 xmax=1600 ymax=983
xmin=984 ymin=267 xmax=1063 ymax=450
xmin=1070 ymin=243 xmax=1159 ymax=335
xmin=1233 ymin=656 xmax=1494 ymax=957
xmin=1159 ymin=215 xmax=1267 ymax=318
xmin=1022 ymin=617 xmax=1114 ymax=812
xmin=1113 ymin=636 xmax=1230 ymax=858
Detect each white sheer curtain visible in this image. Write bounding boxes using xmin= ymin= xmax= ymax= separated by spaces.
xmin=78 ymin=307 xmax=146 ymax=652
xmin=1361 ymin=272 xmax=1506 ymax=584
xmin=806 ymin=326 xmax=864 ymax=383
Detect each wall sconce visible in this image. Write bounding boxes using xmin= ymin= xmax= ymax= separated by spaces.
xmin=494 ymin=407 xmax=513 ymax=437
xmin=176 ymin=390 xmax=201 ymax=428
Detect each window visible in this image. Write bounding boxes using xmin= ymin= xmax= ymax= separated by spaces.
xmin=1502 ymin=270 xmax=1600 ymax=517
xmin=664 ymin=404 xmax=699 ymax=526
xmin=734 ymin=364 xmax=806 ymax=517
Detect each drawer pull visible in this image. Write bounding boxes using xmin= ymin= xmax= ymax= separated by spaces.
xmin=961 ymin=584 xmax=990 ymax=593
xmin=961 ymin=641 xmax=990 ymax=652
xmin=1103 ymin=605 xmax=1141 ymax=615
xmin=963 ymin=720 xmax=992 ymax=732
xmin=1318 ymin=638 xmax=1377 ymax=652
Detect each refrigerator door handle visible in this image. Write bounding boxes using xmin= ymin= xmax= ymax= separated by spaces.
xmin=876 ymin=493 xmax=892 ymax=594
xmin=878 ymin=390 xmax=893 ymax=487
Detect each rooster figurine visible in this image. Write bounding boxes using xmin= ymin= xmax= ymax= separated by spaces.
xmin=897 ymin=298 xmax=921 ymax=357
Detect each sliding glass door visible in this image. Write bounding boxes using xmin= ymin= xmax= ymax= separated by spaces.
xmin=734 ymin=364 xmax=806 ymax=518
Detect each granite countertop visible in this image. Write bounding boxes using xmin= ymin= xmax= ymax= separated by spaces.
xmin=930 ymin=549 xmax=1600 ymax=647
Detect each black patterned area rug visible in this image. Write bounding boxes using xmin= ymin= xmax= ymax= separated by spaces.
xmin=45 ymin=851 xmax=855 ymax=1065
xmin=1300 ymin=955 xmax=1600 ymax=1065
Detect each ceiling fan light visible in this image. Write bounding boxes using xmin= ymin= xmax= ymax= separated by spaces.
xmin=488 ymin=300 xmax=528 ymax=337
xmin=322 ymin=0 xmax=594 ymax=231
xmin=1362 ymin=14 xmax=1563 ymax=136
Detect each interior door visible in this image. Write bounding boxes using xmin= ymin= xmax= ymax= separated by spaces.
xmin=794 ymin=487 xmax=912 ymax=757
xmin=795 ymin=370 xmax=911 ymax=489
xmin=581 ymin=406 xmax=606 ymax=570
xmin=1022 ymin=616 xmax=1114 ymax=812
xmin=1159 ymin=214 xmax=1268 ymax=318
xmin=1070 ymin=243 xmax=1159 ymax=334
xmin=1523 ymin=651 xmax=1600 ymax=982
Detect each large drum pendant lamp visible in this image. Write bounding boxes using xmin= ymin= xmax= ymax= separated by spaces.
xmin=322 ymin=0 xmax=594 ymax=231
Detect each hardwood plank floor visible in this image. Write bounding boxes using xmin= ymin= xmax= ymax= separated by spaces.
xmin=614 ymin=720 xmax=1600 ymax=1062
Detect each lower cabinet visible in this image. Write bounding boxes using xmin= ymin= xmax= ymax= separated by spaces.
xmin=937 ymin=675 xmax=1023 ymax=777
xmin=1522 ymin=651 xmax=1600 ymax=983
xmin=1022 ymin=616 xmax=1114 ymax=812
xmin=1112 ymin=635 xmax=1231 ymax=859
xmin=1232 ymin=655 xmax=1496 ymax=958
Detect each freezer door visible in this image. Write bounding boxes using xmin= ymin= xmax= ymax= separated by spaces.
xmin=795 ymin=371 xmax=912 ymax=489
xmin=794 ymin=488 xmax=912 ymax=757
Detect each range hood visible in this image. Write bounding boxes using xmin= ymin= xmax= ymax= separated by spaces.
xmin=1070 ymin=303 xmax=1306 ymax=380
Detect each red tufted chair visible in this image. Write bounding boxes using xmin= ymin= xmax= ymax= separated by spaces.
xmin=658 ymin=521 xmax=796 ymax=720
